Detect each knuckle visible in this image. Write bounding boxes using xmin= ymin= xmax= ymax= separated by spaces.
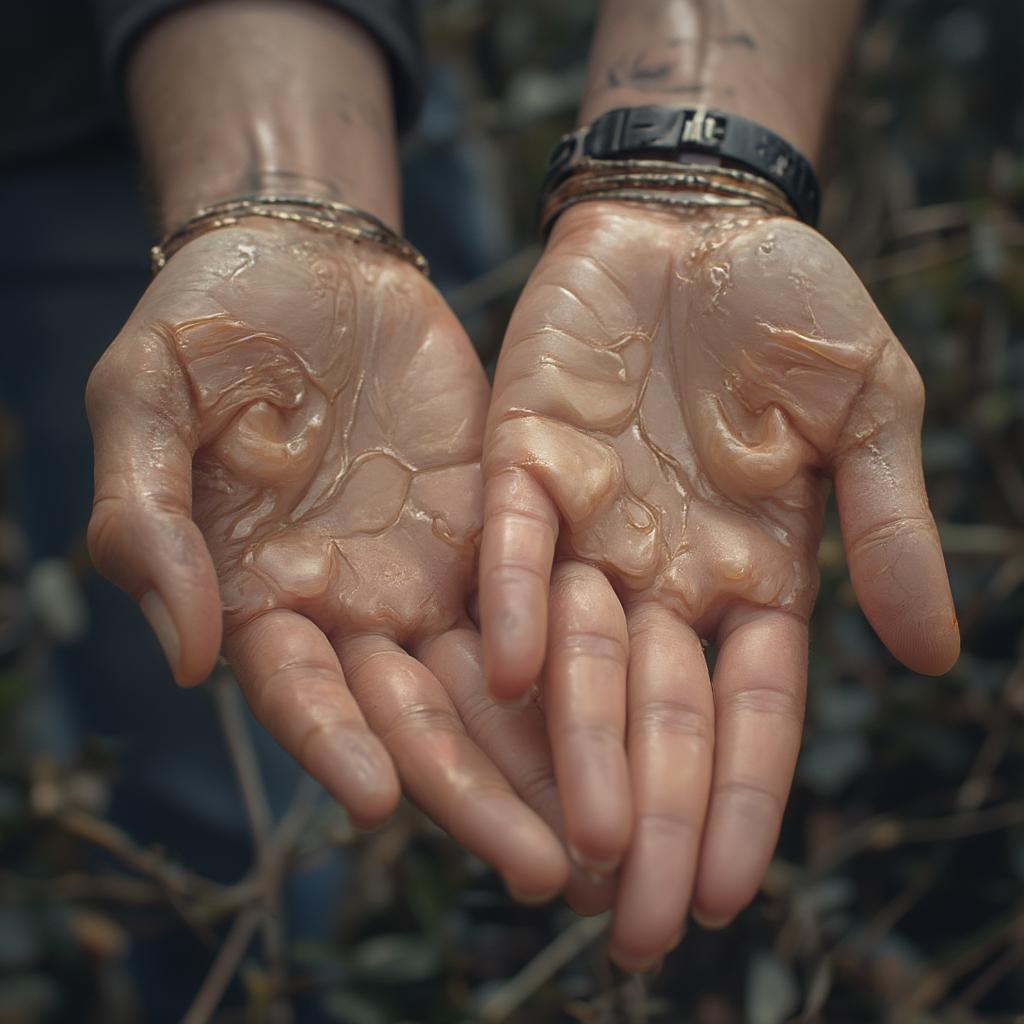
xmin=382 ymin=701 xmax=462 ymax=740
xmin=625 ymin=604 xmax=673 ymax=638
xmin=558 ymin=719 xmax=623 ymax=749
xmin=550 ymin=629 xmax=628 ymax=666
xmin=637 ymin=809 xmax=698 ymax=841
xmin=721 ymin=683 xmax=805 ymax=727
xmin=713 ymin=777 xmax=785 ymax=819
xmin=456 ymin=691 xmax=504 ymax=740
xmin=86 ymin=495 xmax=127 ymax=574
xmin=632 ymin=698 xmax=713 ymax=744
xmin=294 ymin=716 xmax=374 ymax=770
xmin=551 ymin=561 xmax=605 ymax=593
xmin=849 ymin=511 xmax=935 ymax=556
xmin=515 ymin=760 xmax=558 ymax=810
xmin=252 ymin=661 xmax=340 ymax=720
xmin=482 ymin=562 xmax=549 ymax=588
xmin=486 ymin=502 xmax=558 ymax=534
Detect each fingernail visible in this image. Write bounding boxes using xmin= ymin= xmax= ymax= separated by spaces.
xmin=692 ymin=908 xmax=732 ymax=930
xmin=141 ymin=591 xmax=180 ymax=672
xmin=568 ymin=844 xmax=619 ymax=879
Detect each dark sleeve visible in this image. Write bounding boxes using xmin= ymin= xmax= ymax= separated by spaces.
xmin=92 ymin=0 xmax=429 ymax=134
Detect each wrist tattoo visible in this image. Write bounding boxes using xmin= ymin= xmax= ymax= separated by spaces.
xmin=604 ymin=50 xmax=708 ymax=95
xmin=589 ymin=0 xmax=755 ymax=102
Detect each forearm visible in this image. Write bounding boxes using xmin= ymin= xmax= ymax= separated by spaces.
xmin=579 ymin=0 xmax=865 ymax=168
xmin=127 ymin=0 xmax=400 ymax=233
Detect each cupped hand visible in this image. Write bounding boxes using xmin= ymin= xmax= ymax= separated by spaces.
xmin=480 ymin=202 xmax=960 ymax=965
xmin=85 ymin=221 xmax=584 ymax=902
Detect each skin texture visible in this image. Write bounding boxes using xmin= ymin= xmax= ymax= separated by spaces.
xmin=127 ymin=0 xmax=402 ymax=233
xmin=86 ymin=221 xmax=609 ymax=904
xmin=477 ymin=0 xmax=875 ymax=971
xmin=94 ymin=0 xmax=621 ymax=915
xmin=88 ymin=0 xmax=953 ymax=970
xmin=479 ymin=201 xmax=960 ymax=966
xmin=578 ymin=0 xmax=865 ymax=163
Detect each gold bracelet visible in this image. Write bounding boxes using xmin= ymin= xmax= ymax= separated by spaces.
xmin=151 ymin=194 xmax=429 ymax=276
xmin=539 ymin=158 xmax=797 ymax=237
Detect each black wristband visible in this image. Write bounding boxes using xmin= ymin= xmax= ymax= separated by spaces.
xmin=544 ymin=105 xmax=820 ymax=226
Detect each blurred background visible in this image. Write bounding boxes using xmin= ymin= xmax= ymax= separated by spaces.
xmin=1 ymin=0 xmax=1023 ymax=1021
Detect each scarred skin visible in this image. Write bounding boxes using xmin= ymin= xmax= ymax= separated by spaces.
xmin=84 ymin=0 xmax=959 ymax=977
xmin=87 ymin=223 xmax=484 ymax=653
xmin=480 ymin=201 xmax=960 ymax=966
xmin=489 ymin=205 xmax=954 ymax=638
xmin=86 ymin=222 xmax=612 ymax=905
xmin=165 ymin=227 xmax=482 ymax=640
xmin=86 ymin=0 xmax=632 ymax=917
xmin=474 ymin=0 xmax=962 ymax=969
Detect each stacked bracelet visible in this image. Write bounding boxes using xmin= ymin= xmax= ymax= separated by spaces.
xmin=151 ymin=194 xmax=429 ymax=276
xmin=539 ymin=105 xmax=820 ymax=236
xmin=539 ymin=156 xmax=796 ymax=237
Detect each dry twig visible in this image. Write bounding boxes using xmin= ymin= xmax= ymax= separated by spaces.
xmin=212 ymin=673 xmax=289 ymax=1021
xmin=476 ymin=913 xmax=611 ymax=1023
xmin=182 ymin=906 xmax=264 ymax=1024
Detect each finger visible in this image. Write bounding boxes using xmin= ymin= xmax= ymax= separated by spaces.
xmin=418 ymin=628 xmax=614 ymax=916
xmin=610 ymin=605 xmax=713 ymax=970
xmin=546 ymin=561 xmax=632 ymax=876
xmin=693 ymin=607 xmax=807 ymax=927
xmin=478 ymin=468 xmax=558 ymax=703
xmin=85 ymin=336 xmax=220 ymax=685
xmin=225 ymin=610 xmax=399 ymax=826
xmin=337 ymin=633 xmax=569 ymax=902
xmin=834 ymin=344 xmax=959 ymax=675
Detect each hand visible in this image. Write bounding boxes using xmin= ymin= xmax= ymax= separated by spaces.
xmin=85 ymin=222 xmax=575 ymax=901
xmin=479 ymin=202 xmax=960 ymax=966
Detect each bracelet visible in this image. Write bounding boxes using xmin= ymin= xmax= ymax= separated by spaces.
xmin=539 ymin=157 xmax=797 ymax=237
xmin=542 ymin=104 xmax=820 ymax=228
xmin=150 ymin=194 xmax=429 ymax=277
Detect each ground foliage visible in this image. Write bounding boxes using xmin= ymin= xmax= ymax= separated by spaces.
xmin=1 ymin=0 xmax=1023 ymax=1022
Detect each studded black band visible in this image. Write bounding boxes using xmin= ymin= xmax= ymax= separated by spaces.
xmin=543 ymin=105 xmax=821 ymax=226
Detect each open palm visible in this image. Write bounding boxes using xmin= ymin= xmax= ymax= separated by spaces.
xmin=86 ymin=222 xmax=575 ymax=900
xmin=480 ymin=202 xmax=959 ymax=965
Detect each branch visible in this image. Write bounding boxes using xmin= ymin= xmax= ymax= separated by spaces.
xmin=182 ymin=906 xmax=263 ymax=1024
xmin=211 ymin=673 xmax=287 ymax=1018
xmin=811 ymin=798 xmax=1024 ymax=879
xmin=894 ymin=903 xmax=1024 ymax=1013
xmin=476 ymin=913 xmax=611 ymax=1024
xmin=183 ymin=775 xmax=324 ymax=1022
xmin=54 ymin=808 xmax=219 ymax=902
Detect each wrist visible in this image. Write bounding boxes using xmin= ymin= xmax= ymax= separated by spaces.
xmin=578 ymin=0 xmax=866 ymax=173
xmin=128 ymin=0 xmax=401 ymax=234
xmin=578 ymin=89 xmax=827 ymax=174
xmin=151 ymin=197 xmax=429 ymax=277
xmin=545 ymin=199 xmax=741 ymax=250
xmin=542 ymin=108 xmax=818 ymax=228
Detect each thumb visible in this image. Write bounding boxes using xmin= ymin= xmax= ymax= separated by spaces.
xmin=85 ymin=328 xmax=222 ymax=685
xmin=833 ymin=342 xmax=959 ymax=676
